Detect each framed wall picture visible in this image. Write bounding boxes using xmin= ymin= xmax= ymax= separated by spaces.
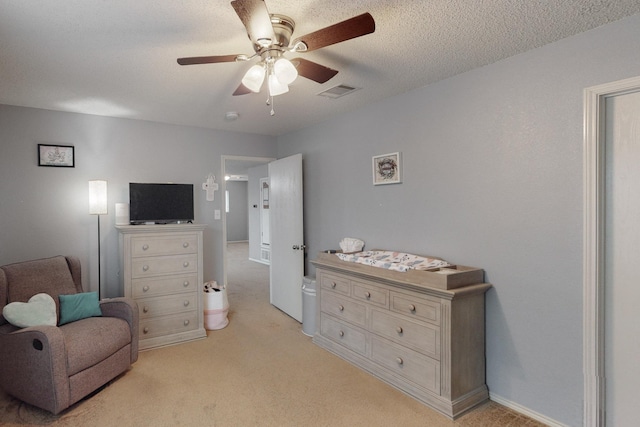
xmin=38 ymin=144 xmax=75 ymax=167
xmin=372 ymin=152 xmax=401 ymax=185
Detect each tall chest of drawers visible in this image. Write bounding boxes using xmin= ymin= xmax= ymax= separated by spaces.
xmin=311 ymin=253 xmax=491 ymax=419
xmin=117 ymin=224 xmax=207 ymax=350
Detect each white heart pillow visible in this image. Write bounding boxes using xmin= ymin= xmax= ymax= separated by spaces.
xmin=2 ymin=293 xmax=57 ymax=328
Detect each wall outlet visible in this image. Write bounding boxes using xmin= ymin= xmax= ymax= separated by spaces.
xmin=214 ymin=210 xmax=221 ymax=220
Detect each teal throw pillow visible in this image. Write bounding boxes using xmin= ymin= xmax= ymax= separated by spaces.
xmin=58 ymin=292 xmax=102 ymax=325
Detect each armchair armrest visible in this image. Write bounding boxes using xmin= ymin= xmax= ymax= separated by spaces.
xmin=0 ymin=325 xmax=70 ymax=414
xmin=100 ymin=298 xmax=139 ymax=363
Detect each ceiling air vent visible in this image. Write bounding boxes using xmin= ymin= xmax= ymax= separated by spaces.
xmin=317 ymin=84 xmax=360 ymax=99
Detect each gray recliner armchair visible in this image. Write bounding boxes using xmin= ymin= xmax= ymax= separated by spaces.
xmin=0 ymin=255 xmax=138 ymax=414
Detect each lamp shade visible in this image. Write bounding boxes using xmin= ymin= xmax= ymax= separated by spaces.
xmin=273 ymin=58 xmax=298 ymax=85
xmin=241 ymin=63 xmax=266 ymax=93
xmin=268 ymin=73 xmax=289 ymax=96
xmin=89 ymin=180 xmax=108 ymax=215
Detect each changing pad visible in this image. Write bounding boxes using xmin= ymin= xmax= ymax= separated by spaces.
xmin=336 ymin=250 xmax=451 ymax=272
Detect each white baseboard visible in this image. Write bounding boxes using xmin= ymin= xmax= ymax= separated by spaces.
xmin=489 ymin=392 xmax=568 ymax=427
xmin=248 ymin=257 xmax=270 ymax=266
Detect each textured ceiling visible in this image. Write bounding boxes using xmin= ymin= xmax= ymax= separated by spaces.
xmin=1 ymin=1 xmax=639 ymax=136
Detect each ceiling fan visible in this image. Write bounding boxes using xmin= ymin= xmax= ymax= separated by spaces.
xmin=177 ymin=0 xmax=375 ymax=111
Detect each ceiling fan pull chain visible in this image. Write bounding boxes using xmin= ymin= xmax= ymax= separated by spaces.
xmin=265 ymin=94 xmax=275 ymax=116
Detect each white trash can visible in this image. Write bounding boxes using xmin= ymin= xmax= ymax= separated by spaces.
xmin=302 ymin=276 xmax=316 ymax=336
xmin=204 ymin=281 xmax=229 ymax=330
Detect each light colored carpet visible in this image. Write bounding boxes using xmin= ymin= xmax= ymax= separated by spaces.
xmin=0 ymin=243 xmax=545 ymax=426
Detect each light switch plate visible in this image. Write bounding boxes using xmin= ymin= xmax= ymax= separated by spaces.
xmin=214 ymin=210 xmax=221 ymax=220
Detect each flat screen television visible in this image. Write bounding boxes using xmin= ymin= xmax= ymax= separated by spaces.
xmin=129 ymin=183 xmax=194 ymax=224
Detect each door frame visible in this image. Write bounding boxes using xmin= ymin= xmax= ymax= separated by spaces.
xmin=583 ymin=75 xmax=640 ymax=427
xmin=221 ymin=155 xmax=275 ymax=288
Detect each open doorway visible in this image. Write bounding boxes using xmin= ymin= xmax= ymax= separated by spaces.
xmin=221 ymin=155 xmax=275 ymax=290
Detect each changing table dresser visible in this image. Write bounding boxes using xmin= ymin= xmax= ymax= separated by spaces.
xmin=311 ymin=252 xmax=491 ymax=419
xmin=117 ymin=224 xmax=207 ymax=350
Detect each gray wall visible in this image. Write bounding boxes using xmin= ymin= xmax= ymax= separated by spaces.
xmin=277 ymin=14 xmax=640 ymax=427
xmin=0 ymin=106 xmax=277 ymax=296
xmin=225 ymin=180 xmax=248 ymax=242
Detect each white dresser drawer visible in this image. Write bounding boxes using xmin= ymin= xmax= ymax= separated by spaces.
xmin=138 ymin=293 xmax=197 ymax=319
xmin=320 ymin=272 xmax=350 ymax=295
xmin=390 ymin=291 xmax=441 ymax=326
xmin=131 ymin=274 xmax=197 ymax=298
xmin=131 ymin=254 xmax=198 ymax=278
xmin=321 ymin=290 xmax=367 ymax=328
xmin=371 ymin=336 xmax=440 ymax=395
xmin=370 ymin=309 xmax=440 ymax=360
xmin=352 ymin=280 xmax=388 ymax=308
xmin=131 ymin=234 xmax=198 ymax=257
xmin=140 ymin=311 xmax=199 ymax=339
xmin=320 ymin=313 xmax=367 ymax=356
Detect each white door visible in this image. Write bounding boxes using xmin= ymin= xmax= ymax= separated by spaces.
xmin=604 ymin=90 xmax=640 ymax=426
xmin=269 ymin=154 xmax=304 ymax=321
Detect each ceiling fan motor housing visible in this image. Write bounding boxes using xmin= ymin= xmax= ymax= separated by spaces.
xmin=252 ymin=15 xmax=295 ymax=63
xmin=270 ymin=14 xmax=295 ymax=47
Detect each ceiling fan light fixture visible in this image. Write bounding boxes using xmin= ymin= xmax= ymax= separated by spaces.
xmin=241 ymin=63 xmax=266 ymax=93
xmin=273 ymin=58 xmax=298 ymax=85
xmin=268 ymin=73 xmax=289 ymax=96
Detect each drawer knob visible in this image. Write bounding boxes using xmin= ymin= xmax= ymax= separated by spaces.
xmin=183 ymin=261 xmax=190 ymax=268
xmin=142 ymin=265 xmax=149 ymax=271
xmin=143 ymin=306 xmax=149 ymax=313
xmin=184 ymin=320 xmax=190 ymax=326
xmin=143 ymin=285 xmax=150 ymax=292
xmin=365 ymin=291 xmax=371 ymax=298
xmin=338 ymin=305 xmax=344 ymax=312
xmin=183 ymin=300 xmax=189 ymax=307
xmin=331 ymin=282 xmax=337 ymax=288
xmin=408 ymin=304 xmax=416 ymax=312
xmin=339 ymin=331 xmax=345 ymax=337
xmin=396 ymin=326 xmax=403 ymax=334
xmin=396 ymin=357 xmax=404 ymax=365
xmin=183 ymin=281 xmax=190 ymax=287
xmin=143 ymin=327 xmax=149 ymax=334
xmin=142 ymin=244 xmax=149 ymax=251
xmin=183 ymin=242 xmax=189 ymax=248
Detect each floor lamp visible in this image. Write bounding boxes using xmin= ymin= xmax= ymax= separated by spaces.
xmin=89 ymin=180 xmax=108 ymax=300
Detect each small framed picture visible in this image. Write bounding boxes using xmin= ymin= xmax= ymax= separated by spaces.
xmin=372 ymin=152 xmax=401 ymax=185
xmin=38 ymin=144 xmax=75 ymax=167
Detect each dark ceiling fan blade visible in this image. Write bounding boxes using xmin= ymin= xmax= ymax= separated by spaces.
xmin=177 ymin=55 xmax=239 ymax=65
xmin=231 ymin=0 xmax=276 ymax=47
xmin=292 ymin=13 xmax=375 ymax=52
xmin=233 ymin=83 xmax=253 ymax=96
xmin=291 ymin=58 xmax=338 ymax=84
